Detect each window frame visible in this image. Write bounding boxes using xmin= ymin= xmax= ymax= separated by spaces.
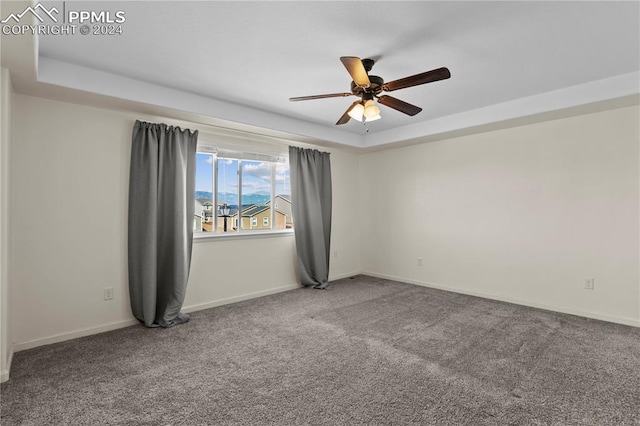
xmin=194 ymin=143 xmax=293 ymax=240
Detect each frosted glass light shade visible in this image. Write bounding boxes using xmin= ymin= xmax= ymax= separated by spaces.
xmin=348 ymin=103 xmax=364 ymax=121
xmin=363 ymin=100 xmax=381 ymax=121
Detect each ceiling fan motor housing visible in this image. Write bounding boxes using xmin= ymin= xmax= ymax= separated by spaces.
xmin=351 ymin=75 xmax=384 ymax=96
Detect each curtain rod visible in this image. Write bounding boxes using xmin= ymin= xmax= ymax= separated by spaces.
xmin=198 ymin=145 xmax=287 ymax=162
xmin=138 ymin=113 xmax=323 ymax=152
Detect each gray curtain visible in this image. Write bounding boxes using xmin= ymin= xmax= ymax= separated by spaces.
xmin=289 ymin=146 xmax=332 ymax=289
xmin=128 ymin=120 xmax=198 ymax=327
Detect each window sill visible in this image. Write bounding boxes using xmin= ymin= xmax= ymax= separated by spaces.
xmin=193 ymin=229 xmax=295 ymax=242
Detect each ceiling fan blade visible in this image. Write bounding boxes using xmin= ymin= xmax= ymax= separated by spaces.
xmin=336 ymin=101 xmax=361 ymax=125
xmin=340 ymin=56 xmax=371 ymax=87
xmin=377 ymin=95 xmax=422 ymax=116
xmin=289 ymin=93 xmax=353 ymax=102
xmin=384 ymin=67 xmax=451 ymax=92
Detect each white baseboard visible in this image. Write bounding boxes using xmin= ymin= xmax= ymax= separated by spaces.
xmin=13 ymin=319 xmax=140 ymax=353
xmin=364 ymin=271 xmax=640 ymax=328
xmin=13 ymin=284 xmax=304 ymax=354
xmin=330 ymin=271 xmax=362 ymax=281
xmin=183 ymin=274 xmax=362 ymax=315
xmin=13 ymin=271 xmax=633 ymax=364
xmin=183 ymin=283 xmax=301 ymax=313
xmin=1 ymin=346 xmax=13 ymax=383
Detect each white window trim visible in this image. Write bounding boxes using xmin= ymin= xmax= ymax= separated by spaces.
xmin=194 ymin=228 xmax=294 ymax=241
xmin=195 ymin=140 xmax=292 ymax=240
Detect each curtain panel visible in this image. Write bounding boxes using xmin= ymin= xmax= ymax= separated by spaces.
xmin=289 ymin=146 xmax=332 ymax=288
xmin=128 ymin=120 xmax=198 ymax=327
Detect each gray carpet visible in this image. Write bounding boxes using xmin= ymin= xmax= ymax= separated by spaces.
xmin=2 ymin=275 xmax=639 ymax=425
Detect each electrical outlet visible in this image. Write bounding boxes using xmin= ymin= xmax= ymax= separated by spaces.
xmin=418 ymin=257 xmax=423 ymax=266
xmin=103 ymin=287 xmax=114 ymax=301
xmin=584 ymin=278 xmax=595 ymax=290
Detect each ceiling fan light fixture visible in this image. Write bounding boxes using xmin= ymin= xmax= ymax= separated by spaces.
xmin=363 ymin=100 xmax=381 ymax=121
xmin=347 ymin=103 xmax=364 ymax=121
xmin=289 ymin=56 xmax=450 ymax=125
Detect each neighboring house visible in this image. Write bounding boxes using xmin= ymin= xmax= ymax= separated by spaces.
xmin=194 ymin=199 xmax=205 ymax=231
xmin=237 ymin=205 xmax=270 ymax=230
xmin=196 ymin=199 xmax=214 ymax=223
xmin=204 ymin=210 xmax=213 ymax=224
xmin=198 ymin=194 xmax=293 ymax=232
xmin=202 ymin=201 xmax=214 ymax=223
xmin=200 ymin=197 xmax=292 ymax=232
xmin=266 ymin=194 xmax=293 ymax=229
xmin=228 ymin=204 xmax=286 ymax=231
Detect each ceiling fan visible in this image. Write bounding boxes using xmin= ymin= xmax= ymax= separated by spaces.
xmin=289 ymin=56 xmax=451 ymax=125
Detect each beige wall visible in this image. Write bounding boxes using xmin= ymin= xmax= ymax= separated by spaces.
xmin=1 ymin=68 xmax=13 ymax=382
xmin=360 ymin=105 xmax=640 ymax=326
xmin=9 ymin=94 xmax=361 ymax=350
xmin=5 ymin=90 xmax=639 ymax=360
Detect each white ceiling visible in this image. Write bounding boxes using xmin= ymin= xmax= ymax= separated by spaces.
xmin=5 ymin=1 xmax=640 ymax=148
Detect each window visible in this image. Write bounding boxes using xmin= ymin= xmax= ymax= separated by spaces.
xmin=194 ymin=147 xmax=293 ymax=235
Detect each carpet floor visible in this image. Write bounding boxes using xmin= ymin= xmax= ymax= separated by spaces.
xmin=1 ymin=275 xmax=639 ymax=425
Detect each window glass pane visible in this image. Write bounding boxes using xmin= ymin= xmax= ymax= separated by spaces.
xmin=241 ymin=161 xmax=272 ymax=230
xmin=195 ymin=153 xmax=214 ymax=233
xmin=195 ymin=148 xmax=293 ymax=236
xmin=275 ymin=162 xmax=293 ymax=229
xmin=218 ymin=158 xmax=238 ymax=232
